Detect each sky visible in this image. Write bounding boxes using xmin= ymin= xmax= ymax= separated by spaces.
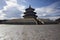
xmin=0 ymin=0 xmax=60 ymax=20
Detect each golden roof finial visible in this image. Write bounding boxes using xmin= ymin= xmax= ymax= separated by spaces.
xmin=29 ymin=5 xmax=31 ymax=8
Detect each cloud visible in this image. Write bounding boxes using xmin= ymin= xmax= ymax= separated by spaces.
xmin=17 ymin=0 xmax=27 ymax=4
xmin=0 ymin=10 xmax=6 ymax=20
xmin=0 ymin=0 xmax=60 ymax=20
xmin=0 ymin=0 xmax=26 ymax=20
xmin=35 ymin=7 xmax=54 ymax=16
xmin=20 ymin=0 xmax=27 ymax=3
xmin=35 ymin=1 xmax=60 ymax=19
xmin=0 ymin=0 xmax=6 ymax=10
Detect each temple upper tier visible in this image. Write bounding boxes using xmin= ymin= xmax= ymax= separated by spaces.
xmin=26 ymin=5 xmax=35 ymax=12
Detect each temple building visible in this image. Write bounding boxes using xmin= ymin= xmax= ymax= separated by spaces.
xmin=23 ymin=5 xmax=37 ymax=19
xmin=23 ymin=5 xmax=43 ymax=24
xmin=3 ymin=5 xmax=44 ymax=25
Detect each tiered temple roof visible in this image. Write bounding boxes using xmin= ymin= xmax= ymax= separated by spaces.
xmin=23 ymin=5 xmax=37 ymax=18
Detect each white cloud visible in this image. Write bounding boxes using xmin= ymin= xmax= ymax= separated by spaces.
xmin=35 ymin=7 xmax=56 ymax=16
xmin=0 ymin=0 xmax=60 ymax=20
xmin=49 ymin=16 xmax=60 ymax=20
xmin=35 ymin=7 xmax=54 ymax=17
xmin=20 ymin=0 xmax=27 ymax=3
xmin=0 ymin=0 xmax=26 ymax=19
xmin=35 ymin=1 xmax=60 ymax=20
xmin=17 ymin=5 xmax=25 ymax=12
xmin=0 ymin=10 xmax=6 ymax=20
xmin=17 ymin=0 xmax=27 ymax=3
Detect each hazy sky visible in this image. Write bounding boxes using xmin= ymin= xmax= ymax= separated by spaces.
xmin=0 ymin=0 xmax=60 ymax=20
